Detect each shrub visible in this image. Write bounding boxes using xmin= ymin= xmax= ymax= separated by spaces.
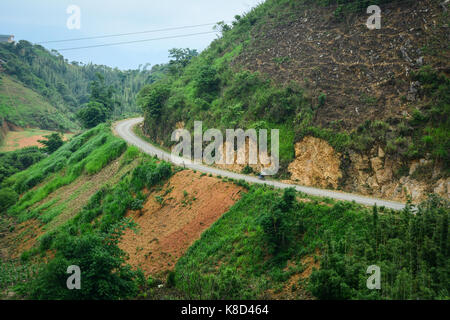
xmin=22 ymin=229 xmax=139 ymax=300
xmin=0 ymin=188 xmax=19 ymax=212
xmin=38 ymin=133 xmax=64 ymax=154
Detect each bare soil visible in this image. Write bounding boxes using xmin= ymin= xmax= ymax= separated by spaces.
xmin=119 ymin=170 xmax=244 ymax=279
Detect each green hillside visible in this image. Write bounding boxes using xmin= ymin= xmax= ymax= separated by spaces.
xmin=138 ymin=0 xmax=449 ymax=183
xmin=0 ymin=41 xmax=168 ymax=131
xmin=0 ymin=74 xmax=77 ymax=130
xmin=0 ymin=123 xmax=447 ymax=300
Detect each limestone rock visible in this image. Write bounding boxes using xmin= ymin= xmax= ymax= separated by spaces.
xmin=288 ymin=136 xmax=342 ymax=189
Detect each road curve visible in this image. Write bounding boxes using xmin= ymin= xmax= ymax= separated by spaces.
xmin=114 ymin=117 xmax=406 ymax=210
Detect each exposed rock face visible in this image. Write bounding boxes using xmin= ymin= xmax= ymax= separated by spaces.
xmin=288 ymin=136 xmax=342 ymax=189
xmin=214 ymin=138 xmax=274 ymax=174
xmin=287 ymin=136 xmax=449 ymax=203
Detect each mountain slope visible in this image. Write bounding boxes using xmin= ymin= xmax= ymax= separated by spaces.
xmin=0 ymin=74 xmax=77 ymax=132
xmin=0 ymin=41 xmax=168 ymax=135
xmin=138 ymin=0 xmax=449 ymax=203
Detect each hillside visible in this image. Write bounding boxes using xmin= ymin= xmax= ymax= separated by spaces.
xmin=0 ymin=0 xmax=449 ymax=302
xmin=0 ymin=41 xmax=167 ymax=140
xmin=0 ymin=122 xmax=447 ymax=300
xmin=0 ymin=74 xmax=77 ymax=133
xmin=138 ymin=0 xmax=449 ymax=204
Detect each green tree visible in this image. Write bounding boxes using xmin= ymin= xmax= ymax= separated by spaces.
xmin=137 ymin=82 xmax=170 ymax=120
xmin=23 ymin=227 xmax=140 ymax=300
xmin=77 ymin=101 xmax=107 ymax=128
xmin=89 ymin=73 xmax=115 ymax=113
xmin=168 ymin=48 xmax=198 ymax=75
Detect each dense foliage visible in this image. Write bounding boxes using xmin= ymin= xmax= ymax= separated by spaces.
xmin=38 ymin=132 xmax=64 ymax=154
xmin=172 ymin=187 xmax=449 ymax=300
xmin=0 ymin=146 xmax=45 ymax=184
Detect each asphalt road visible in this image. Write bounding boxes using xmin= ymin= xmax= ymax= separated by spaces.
xmin=114 ymin=117 xmax=406 ymax=210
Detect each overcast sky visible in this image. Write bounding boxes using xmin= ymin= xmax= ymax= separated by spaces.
xmin=0 ymin=0 xmax=262 ymax=70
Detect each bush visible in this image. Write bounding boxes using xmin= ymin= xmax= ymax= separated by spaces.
xmin=77 ymin=102 xmax=107 ymax=128
xmin=22 ymin=229 xmax=139 ymax=300
xmin=0 ymin=188 xmax=19 ymax=212
xmin=38 ymin=133 xmax=64 ymax=154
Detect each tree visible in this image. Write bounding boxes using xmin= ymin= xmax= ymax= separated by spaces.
xmin=168 ymin=48 xmax=198 ymax=75
xmin=136 ymin=82 xmax=170 ymax=120
xmin=77 ymin=101 xmax=107 ymax=128
xmin=23 ymin=229 xmax=140 ymax=300
xmin=258 ymin=189 xmax=297 ymax=253
xmin=89 ymin=73 xmax=115 ymax=113
xmin=193 ymin=65 xmax=219 ymax=99
xmin=38 ymin=133 xmax=64 ymax=154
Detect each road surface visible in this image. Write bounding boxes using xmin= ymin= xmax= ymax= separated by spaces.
xmin=114 ymin=117 xmax=406 ymax=210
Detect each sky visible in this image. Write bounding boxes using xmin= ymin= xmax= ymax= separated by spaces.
xmin=0 ymin=0 xmax=262 ymax=70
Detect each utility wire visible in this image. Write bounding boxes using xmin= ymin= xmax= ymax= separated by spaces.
xmin=37 ymin=22 xmax=227 ymax=44
xmin=56 ymin=31 xmax=219 ymax=51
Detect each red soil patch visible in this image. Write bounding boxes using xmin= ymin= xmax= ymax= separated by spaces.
xmin=1 ymin=129 xmax=73 ymax=152
xmin=16 ymin=135 xmax=46 ymax=149
xmin=16 ymin=133 xmax=71 ymax=149
xmin=119 ymin=170 xmax=244 ymax=278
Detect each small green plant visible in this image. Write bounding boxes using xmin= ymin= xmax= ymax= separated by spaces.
xmin=318 ymin=93 xmax=326 ymax=107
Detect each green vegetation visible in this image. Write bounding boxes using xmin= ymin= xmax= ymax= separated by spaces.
xmin=171 ymin=187 xmax=449 ymax=300
xmin=0 ymin=188 xmax=18 ymax=213
xmin=77 ymin=74 xmax=116 ymax=128
xmin=14 ymin=157 xmax=173 ymax=299
xmin=0 ymin=74 xmax=76 ymax=131
xmin=0 ymin=41 xmax=168 ymax=129
xmin=1 ymin=122 xmax=174 ymax=299
xmin=19 ymin=226 xmax=141 ymax=300
xmin=0 ymin=146 xmax=45 ymax=184
xmin=38 ymin=132 xmax=64 ymax=154
xmin=2 ymin=124 xmax=126 ymax=219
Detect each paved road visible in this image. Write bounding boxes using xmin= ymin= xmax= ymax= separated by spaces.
xmin=114 ymin=117 xmax=406 ymax=210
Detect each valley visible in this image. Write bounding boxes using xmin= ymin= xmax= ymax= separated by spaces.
xmin=0 ymin=0 xmax=448 ymax=302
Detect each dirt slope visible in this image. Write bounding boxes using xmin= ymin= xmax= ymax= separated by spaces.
xmin=119 ymin=170 xmax=244 ymax=278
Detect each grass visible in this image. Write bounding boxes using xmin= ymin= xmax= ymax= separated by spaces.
xmin=4 ymin=123 xmax=127 ymax=219
xmin=0 ymin=75 xmax=77 ymax=131
xmin=171 ymin=186 xmax=449 ymax=300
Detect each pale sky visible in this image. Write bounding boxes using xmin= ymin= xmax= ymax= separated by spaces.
xmin=0 ymin=0 xmax=263 ymax=70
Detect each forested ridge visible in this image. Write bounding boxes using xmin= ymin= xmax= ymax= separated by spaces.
xmin=0 ymin=40 xmax=168 ymax=130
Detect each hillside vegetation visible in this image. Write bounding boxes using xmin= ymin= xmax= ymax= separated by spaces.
xmin=0 ymin=75 xmax=77 ymax=131
xmin=172 ymin=188 xmax=449 ymax=300
xmin=138 ymin=0 xmax=449 ymax=202
xmin=0 ymin=121 xmax=448 ymax=300
xmin=0 ymin=123 xmax=175 ymax=299
xmin=0 ymin=41 xmax=167 ymax=133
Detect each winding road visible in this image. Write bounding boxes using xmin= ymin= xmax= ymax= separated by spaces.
xmin=114 ymin=117 xmax=406 ymax=210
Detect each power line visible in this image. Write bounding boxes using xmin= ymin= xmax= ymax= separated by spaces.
xmin=56 ymin=31 xmax=219 ymax=51
xmin=37 ymin=22 xmax=227 ymax=44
